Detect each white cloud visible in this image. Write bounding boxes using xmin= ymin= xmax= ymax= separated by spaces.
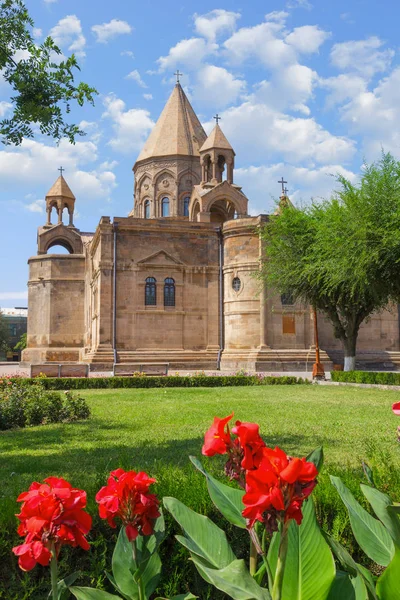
xmin=44 ymin=0 xmax=58 ymax=3
xmin=49 ymin=15 xmax=86 ymax=57
xmin=92 ymin=19 xmax=132 ymax=43
xmin=102 ymin=94 xmax=154 ymax=154
xmin=143 ymin=93 xmax=153 ymax=100
xmin=0 ymin=138 xmax=116 ymax=199
xmin=100 ymin=160 xmax=118 ymax=170
xmin=286 ymin=0 xmax=313 ymax=9
xmin=33 ymin=28 xmax=43 ymax=38
xmin=157 ymin=37 xmax=217 ymax=71
xmin=0 ymin=291 xmax=28 ymax=300
xmin=194 ymin=9 xmax=240 ymax=41
xmin=26 ymin=199 xmax=45 ymax=213
xmin=330 ymin=36 xmax=394 ymax=78
xmin=193 ymin=65 xmax=245 ymax=107
xmin=254 ymin=64 xmax=317 ymax=114
xmin=339 ymin=67 xmax=400 ymax=158
xmin=126 ymin=69 xmax=147 ymax=88
xmin=285 ymin=25 xmax=330 ymax=54
xmin=320 ymin=73 xmax=367 ymax=108
xmin=212 ymin=101 xmax=355 ymax=165
xmin=121 ymin=50 xmax=134 ymax=58
xmin=236 ymin=163 xmax=357 ymax=214
xmin=0 ymin=101 xmax=11 ymax=118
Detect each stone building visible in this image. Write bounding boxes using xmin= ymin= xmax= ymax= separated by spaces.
xmin=22 ymin=83 xmax=400 ymax=370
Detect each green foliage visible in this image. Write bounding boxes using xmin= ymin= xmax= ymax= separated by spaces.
xmin=331 ymin=371 xmax=400 ymax=385
xmin=0 ymin=381 xmax=90 ymax=429
xmin=1 ymin=374 xmax=310 ymax=390
xmin=260 ymin=152 xmax=400 ymax=364
xmin=0 ymin=310 xmax=10 ymax=354
xmin=0 ymin=0 xmax=97 ymax=145
xmin=14 ymin=332 xmax=27 ymax=351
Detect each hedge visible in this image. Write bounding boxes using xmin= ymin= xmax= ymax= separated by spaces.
xmin=331 ymin=371 xmax=400 ymax=385
xmin=1 ymin=374 xmax=310 ymax=390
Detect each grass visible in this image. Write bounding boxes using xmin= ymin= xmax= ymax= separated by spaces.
xmin=1 ymin=385 xmax=399 ymax=598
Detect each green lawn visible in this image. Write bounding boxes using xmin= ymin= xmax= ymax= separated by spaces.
xmin=1 ymin=385 xmax=399 ymax=599
xmin=1 ymin=385 xmax=399 ymax=520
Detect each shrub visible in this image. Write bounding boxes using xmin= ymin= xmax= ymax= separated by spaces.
xmin=0 ymin=382 xmax=90 ymax=430
xmin=0 ymin=374 xmax=311 ymax=391
xmin=331 ymin=371 xmax=400 ymax=385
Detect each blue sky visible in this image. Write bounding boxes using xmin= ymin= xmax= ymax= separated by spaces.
xmin=0 ymin=0 xmax=399 ymax=307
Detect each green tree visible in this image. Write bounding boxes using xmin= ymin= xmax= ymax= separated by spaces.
xmin=260 ymin=152 xmax=400 ymax=371
xmin=0 ymin=310 xmax=10 ymax=355
xmin=14 ymin=331 xmax=26 ymax=351
xmin=0 ymin=0 xmax=97 ymax=145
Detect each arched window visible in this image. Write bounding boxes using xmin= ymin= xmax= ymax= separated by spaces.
xmin=145 ymin=277 xmax=157 ymax=306
xmin=281 ymin=292 xmax=294 ymax=306
xmin=161 ymin=197 xmax=169 ymax=217
xmin=144 ymin=200 xmax=150 ymax=219
xmin=183 ymin=196 xmax=190 ymax=217
xmin=164 ymin=277 xmax=175 ymax=307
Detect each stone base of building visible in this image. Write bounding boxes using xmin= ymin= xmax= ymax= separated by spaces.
xmin=220 ymin=347 xmax=333 ymax=372
xmin=326 ymin=350 xmax=400 ymax=371
xmin=80 ymin=348 xmax=220 ymax=371
xmin=21 ymin=347 xmax=82 ymax=364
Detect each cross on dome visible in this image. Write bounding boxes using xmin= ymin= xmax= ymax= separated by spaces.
xmin=214 ymin=114 xmax=221 ymax=125
xmin=278 ymin=177 xmax=287 ymax=195
xmin=58 ymin=166 xmax=65 ymax=177
xmin=174 ymin=70 xmax=183 ymax=83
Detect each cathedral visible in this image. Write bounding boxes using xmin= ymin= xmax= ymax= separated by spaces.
xmin=22 ymin=83 xmax=400 ymax=371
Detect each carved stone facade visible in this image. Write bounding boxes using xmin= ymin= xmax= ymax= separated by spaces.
xmin=23 ymin=84 xmax=400 ymax=370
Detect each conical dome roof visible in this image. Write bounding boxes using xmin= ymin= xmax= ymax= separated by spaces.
xmin=46 ymin=175 xmax=75 ymax=199
xmin=200 ymin=123 xmax=235 ymax=154
xmin=136 ymin=84 xmax=207 ymax=163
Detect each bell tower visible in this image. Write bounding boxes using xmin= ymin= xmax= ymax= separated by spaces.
xmin=45 ymin=168 xmax=76 ymax=228
xmin=199 ymin=117 xmax=235 ymax=186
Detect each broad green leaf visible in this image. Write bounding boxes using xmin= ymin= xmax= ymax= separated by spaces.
xmin=191 ymin=556 xmax=271 ymax=600
xmin=330 ymin=476 xmax=394 ymax=566
xmin=69 ymin=588 xmax=122 ymax=600
xmin=306 ymin=447 xmax=324 ymax=472
xmin=189 ymin=456 xmax=246 ymax=528
xmin=376 ymin=546 xmax=400 ymax=600
xmin=268 ymin=499 xmax=335 ymax=600
xmin=163 ymin=497 xmax=236 ymax=569
xmin=362 ymin=462 xmax=375 ymax=488
xmin=154 ymin=595 xmax=197 ymax=599
xmin=327 ymin=571 xmax=357 ymax=600
xmin=112 ymin=527 xmax=139 ymax=599
xmin=390 ymin=503 xmax=400 ymax=514
xmin=136 ymin=512 xmax=165 ymax=557
xmin=323 ymin=532 xmax=377 ymax=600
xmin=139 ymin=550 xmax=162 ymax=598
xmin=361 ymin=485 xmax=400 ymax=546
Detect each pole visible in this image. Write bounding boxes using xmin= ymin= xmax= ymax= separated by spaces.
xmin=312 ymin=306 xmax=325 ymax=380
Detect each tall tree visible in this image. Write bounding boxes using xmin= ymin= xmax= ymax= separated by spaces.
xmin=260 ymin=152 xmax=400 ymax=371
xmin=0 ymin=310 xmax=10 ymax=354
xmin=0 ymin=0 xmax=97 ymax=145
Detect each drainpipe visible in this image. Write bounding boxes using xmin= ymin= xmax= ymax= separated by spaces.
xmin=112 ymin=221 xmax=117 ymax=368
xmin=217 ymin=227 xmax=224 ymax=370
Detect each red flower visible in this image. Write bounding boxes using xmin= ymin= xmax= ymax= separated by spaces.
xmin=12 ymin=477 xmax=91 ymax=571
xmin=242 ymin=447 xmax=318 ymax=531
xmin=393 ymin=402 xmax=400 ymax=416
xmin=231 ymin=421 xmax=266 ymax=470
xmin=202 ymin=413 xmax=234 ymax=456
xmin=95 ymin=468 xmax=160 ymax=541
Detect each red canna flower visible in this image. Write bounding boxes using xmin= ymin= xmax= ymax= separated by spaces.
xmin=95 ymin=468 xmax=160 ymax=541
xmin=12 ymin=477 xmax=92 ymax=571
xmin=393 ymin=402 xmax=400 ymax=416
xmin=202 ymin=413 xmax=234 ymax=456
xmin=231 ymin=421 xmax=266 ymax=470
xmin=242 ymin=447 xmax=318 ymax=532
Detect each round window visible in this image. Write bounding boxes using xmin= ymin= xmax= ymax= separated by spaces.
xmin=232 ymin=277 xmax=241 ymax=292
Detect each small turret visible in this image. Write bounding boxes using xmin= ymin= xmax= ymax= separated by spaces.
xmin=45 ymin=169 xmax=76 ymax=227
xmin=199 ymin=117 xmax=235 ymax=185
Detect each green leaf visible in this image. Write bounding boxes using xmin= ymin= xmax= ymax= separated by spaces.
xmin=390 ymin=503 xmax=400 ymax=514
xmin=48 ymin=571 xmax=81 ymax=599
xmin=267 ymin=499 xmax=336 ymax=600
xmin=330 ymin=476 xmax=394 ymax=566
xmin=111 ymin=527 xmax=139 ymax=599
xmin=154 ymin=595 xmax=197 ymax=599
xmin=362 ymin=462 xmax=375 ymax=487
xmin=69 ymin=588 xmax=122 ymax=600
xmin=327 ymin=571 xmax=357 ymax=600
xmin=191 ymin=556 xmax=271 ymax=600
xmin=322 ymin=533 xmax=377 ymax=600
xmin=189 ymin=456 xmax=246 ymax=528
xmin=361 ymin=484 xmax=400 ymax=546
xmin=376 ymin=546 xmax=400 ymax=600
xmin=306 ymin=447 xmax=324 ymax=472
xmin=139 ymin=550 xmax=162 ymax=599
xmin=163 ymin=497 xmax=236 ymax=569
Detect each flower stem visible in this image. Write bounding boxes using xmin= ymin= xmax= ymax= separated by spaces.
xmin=50 ymin=544 xmax=58 ymax=600
xmin=249 ymin=539 xmax=258 ymax=576
xmin=271 ymin=522 xmax=289 ymax=600
xmin=132 ymin=539 xmax=146 ymax=600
